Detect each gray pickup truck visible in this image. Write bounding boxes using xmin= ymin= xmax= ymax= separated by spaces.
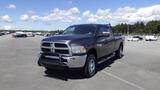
xmin=38 ymin=24 xmax=124 ymax=77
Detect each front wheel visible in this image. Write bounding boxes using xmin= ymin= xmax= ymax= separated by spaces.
xmin=83 ymin=54 xmax=97 ymax=78
xmin=45 ymin=67 xmax=54 ymax=71
xmin=115 ymin=45 xmax=123 ymax=59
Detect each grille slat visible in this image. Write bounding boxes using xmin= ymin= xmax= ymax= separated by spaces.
xmin=42 ymin=42 xmax=51 ymax=47
xmin=55 ymin=43 xmax=68 ymax=48
xmin=55 ymin=49 xmax=69 ymax=54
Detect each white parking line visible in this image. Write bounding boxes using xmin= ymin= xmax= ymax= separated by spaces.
xmin=102 ymin=71 xmax=146 ymax=90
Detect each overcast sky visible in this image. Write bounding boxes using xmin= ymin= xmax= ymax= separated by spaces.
xmin=0 ymin=0 xmax=160 ymax=30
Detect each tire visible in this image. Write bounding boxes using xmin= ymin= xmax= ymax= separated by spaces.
xmin=83 ymin=54 xmax=97 ymax=78
xmin=115 ymin=45 xmax=123 ymax=59
xmin=37 ymin=60 xmax=41 ymax=66
xmin=45 ymin=67 xmax=53 ymax=71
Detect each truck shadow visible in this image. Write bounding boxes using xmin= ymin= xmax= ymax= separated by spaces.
xmin=44 ymin=56 xmax=120 ymax=81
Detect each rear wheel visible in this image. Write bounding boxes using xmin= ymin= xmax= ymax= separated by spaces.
xmin=83 ymin=54 xmax=97 ymax=78
xmin=115 ymin=45 xmax=123 ymax=59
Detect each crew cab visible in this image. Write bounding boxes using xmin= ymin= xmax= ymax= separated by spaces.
xmin=38 ymin=24 xmax=125 ymax=77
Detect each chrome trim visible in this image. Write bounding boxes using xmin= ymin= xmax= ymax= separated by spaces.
xmin=41 ymin=40 xmax=72 ymax=56
xmin=45 ymin=56 xmax=59 ymax=59
xmin=39 ymin=53 xmax=87 ymax=68
xmin=54 ymin=47 xmax=69 ymax=50
xmin=98 ymin=54 xmax=114 ymax=64
xmin=62 ymin=55 xmax=87 ymax=68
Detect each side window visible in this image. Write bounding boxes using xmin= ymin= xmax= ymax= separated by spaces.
xmin=98 ymin=26 xmax=109 ymax=34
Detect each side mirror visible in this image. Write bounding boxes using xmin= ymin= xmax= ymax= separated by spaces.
xmin=97 ymin=32 xmax=110 ymax=37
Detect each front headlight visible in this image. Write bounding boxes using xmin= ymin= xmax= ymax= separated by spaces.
xmin=71 ymin=44 xmax=86 ymax=54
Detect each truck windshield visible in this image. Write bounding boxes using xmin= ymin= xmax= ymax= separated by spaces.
xmin=63 ymin=25 xmax=96 ymax=35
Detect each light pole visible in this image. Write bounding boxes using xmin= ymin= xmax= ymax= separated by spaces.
xmin=127 ymin=23 xmax=129 ymax=35
xmin=127 ymin=16 xmax=130 ymax=35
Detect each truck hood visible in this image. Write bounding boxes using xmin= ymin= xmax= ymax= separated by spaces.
xmin=42 ymin=34 xmax=93 ymax=42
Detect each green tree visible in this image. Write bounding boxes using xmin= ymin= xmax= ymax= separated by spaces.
xmin=113 ymin=20 xmax=160 ymax=35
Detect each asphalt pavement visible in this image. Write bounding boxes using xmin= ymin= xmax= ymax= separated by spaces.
xmin=0 ymin=35 xmax=160 ymax=90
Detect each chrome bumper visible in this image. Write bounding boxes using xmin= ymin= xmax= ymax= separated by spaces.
xmin=38 ymin=53 xmax=87 ymax=68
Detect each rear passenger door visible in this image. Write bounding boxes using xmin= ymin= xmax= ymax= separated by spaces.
xmin=96 ymin=26 xmax=114 ymax=58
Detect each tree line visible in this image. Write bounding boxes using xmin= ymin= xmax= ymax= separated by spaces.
xmin=113 ymin=20 xmax=160 ymax=35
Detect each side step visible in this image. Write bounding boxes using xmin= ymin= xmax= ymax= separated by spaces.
xmin=98 ymin=54 xmax=115 ymax=64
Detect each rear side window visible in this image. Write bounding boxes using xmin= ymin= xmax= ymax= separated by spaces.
xmin=98 ymin=26 xmax=109 ymax=34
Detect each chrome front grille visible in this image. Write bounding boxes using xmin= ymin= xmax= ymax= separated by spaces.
xmin=41 ymin=42 xmax=70 ymax=55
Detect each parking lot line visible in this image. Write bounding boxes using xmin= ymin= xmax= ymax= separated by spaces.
xmin=102 ymin=71 xmax=146 ymax=90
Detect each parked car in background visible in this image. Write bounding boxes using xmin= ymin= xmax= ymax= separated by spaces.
xmin=13 ymin=32 xmax=27 ymax=38
xmin=133 ymin=35 xmax=143 ymax=40
xmin=44 ymin=33 xmax=55 ymax=37
xmin=145 ymin=35 xmax=158 ymax=41
xmin=127 ymin=36 xmax=140 ymax=41
xmin=44 ymin=33 xmax=51 ymax=37
xmin=26 ymin=32 xmax=35 ymax=37
xmin=0 ymin=32 xmax=5 ymax=36
xmin=35 ymin=32 xmax=42 ymax=36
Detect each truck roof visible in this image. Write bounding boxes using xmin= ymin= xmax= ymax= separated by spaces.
xmin=71 ymin=24 xmax=111 ymax=27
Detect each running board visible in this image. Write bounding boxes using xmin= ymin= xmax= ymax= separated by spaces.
xmin=98 ymin=54 xmax=115 ymax=64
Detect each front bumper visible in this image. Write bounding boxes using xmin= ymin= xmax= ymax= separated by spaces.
xmin=38 ymin=53 xmax=87 ymax=69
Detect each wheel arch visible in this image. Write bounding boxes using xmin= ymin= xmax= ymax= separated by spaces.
xmin=87 ymin=48 xmax=97 ymax=60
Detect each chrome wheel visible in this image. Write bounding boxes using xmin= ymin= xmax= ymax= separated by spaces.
xmin=119 ymin=46 xmax=123 ymax=57
xmin=84 ymin=54 xmax=97 ymax=78
xmin=88 ymin=58 xmax=95 ymax=75
xmin=115 ymin=45 xmax=123 ymax=59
